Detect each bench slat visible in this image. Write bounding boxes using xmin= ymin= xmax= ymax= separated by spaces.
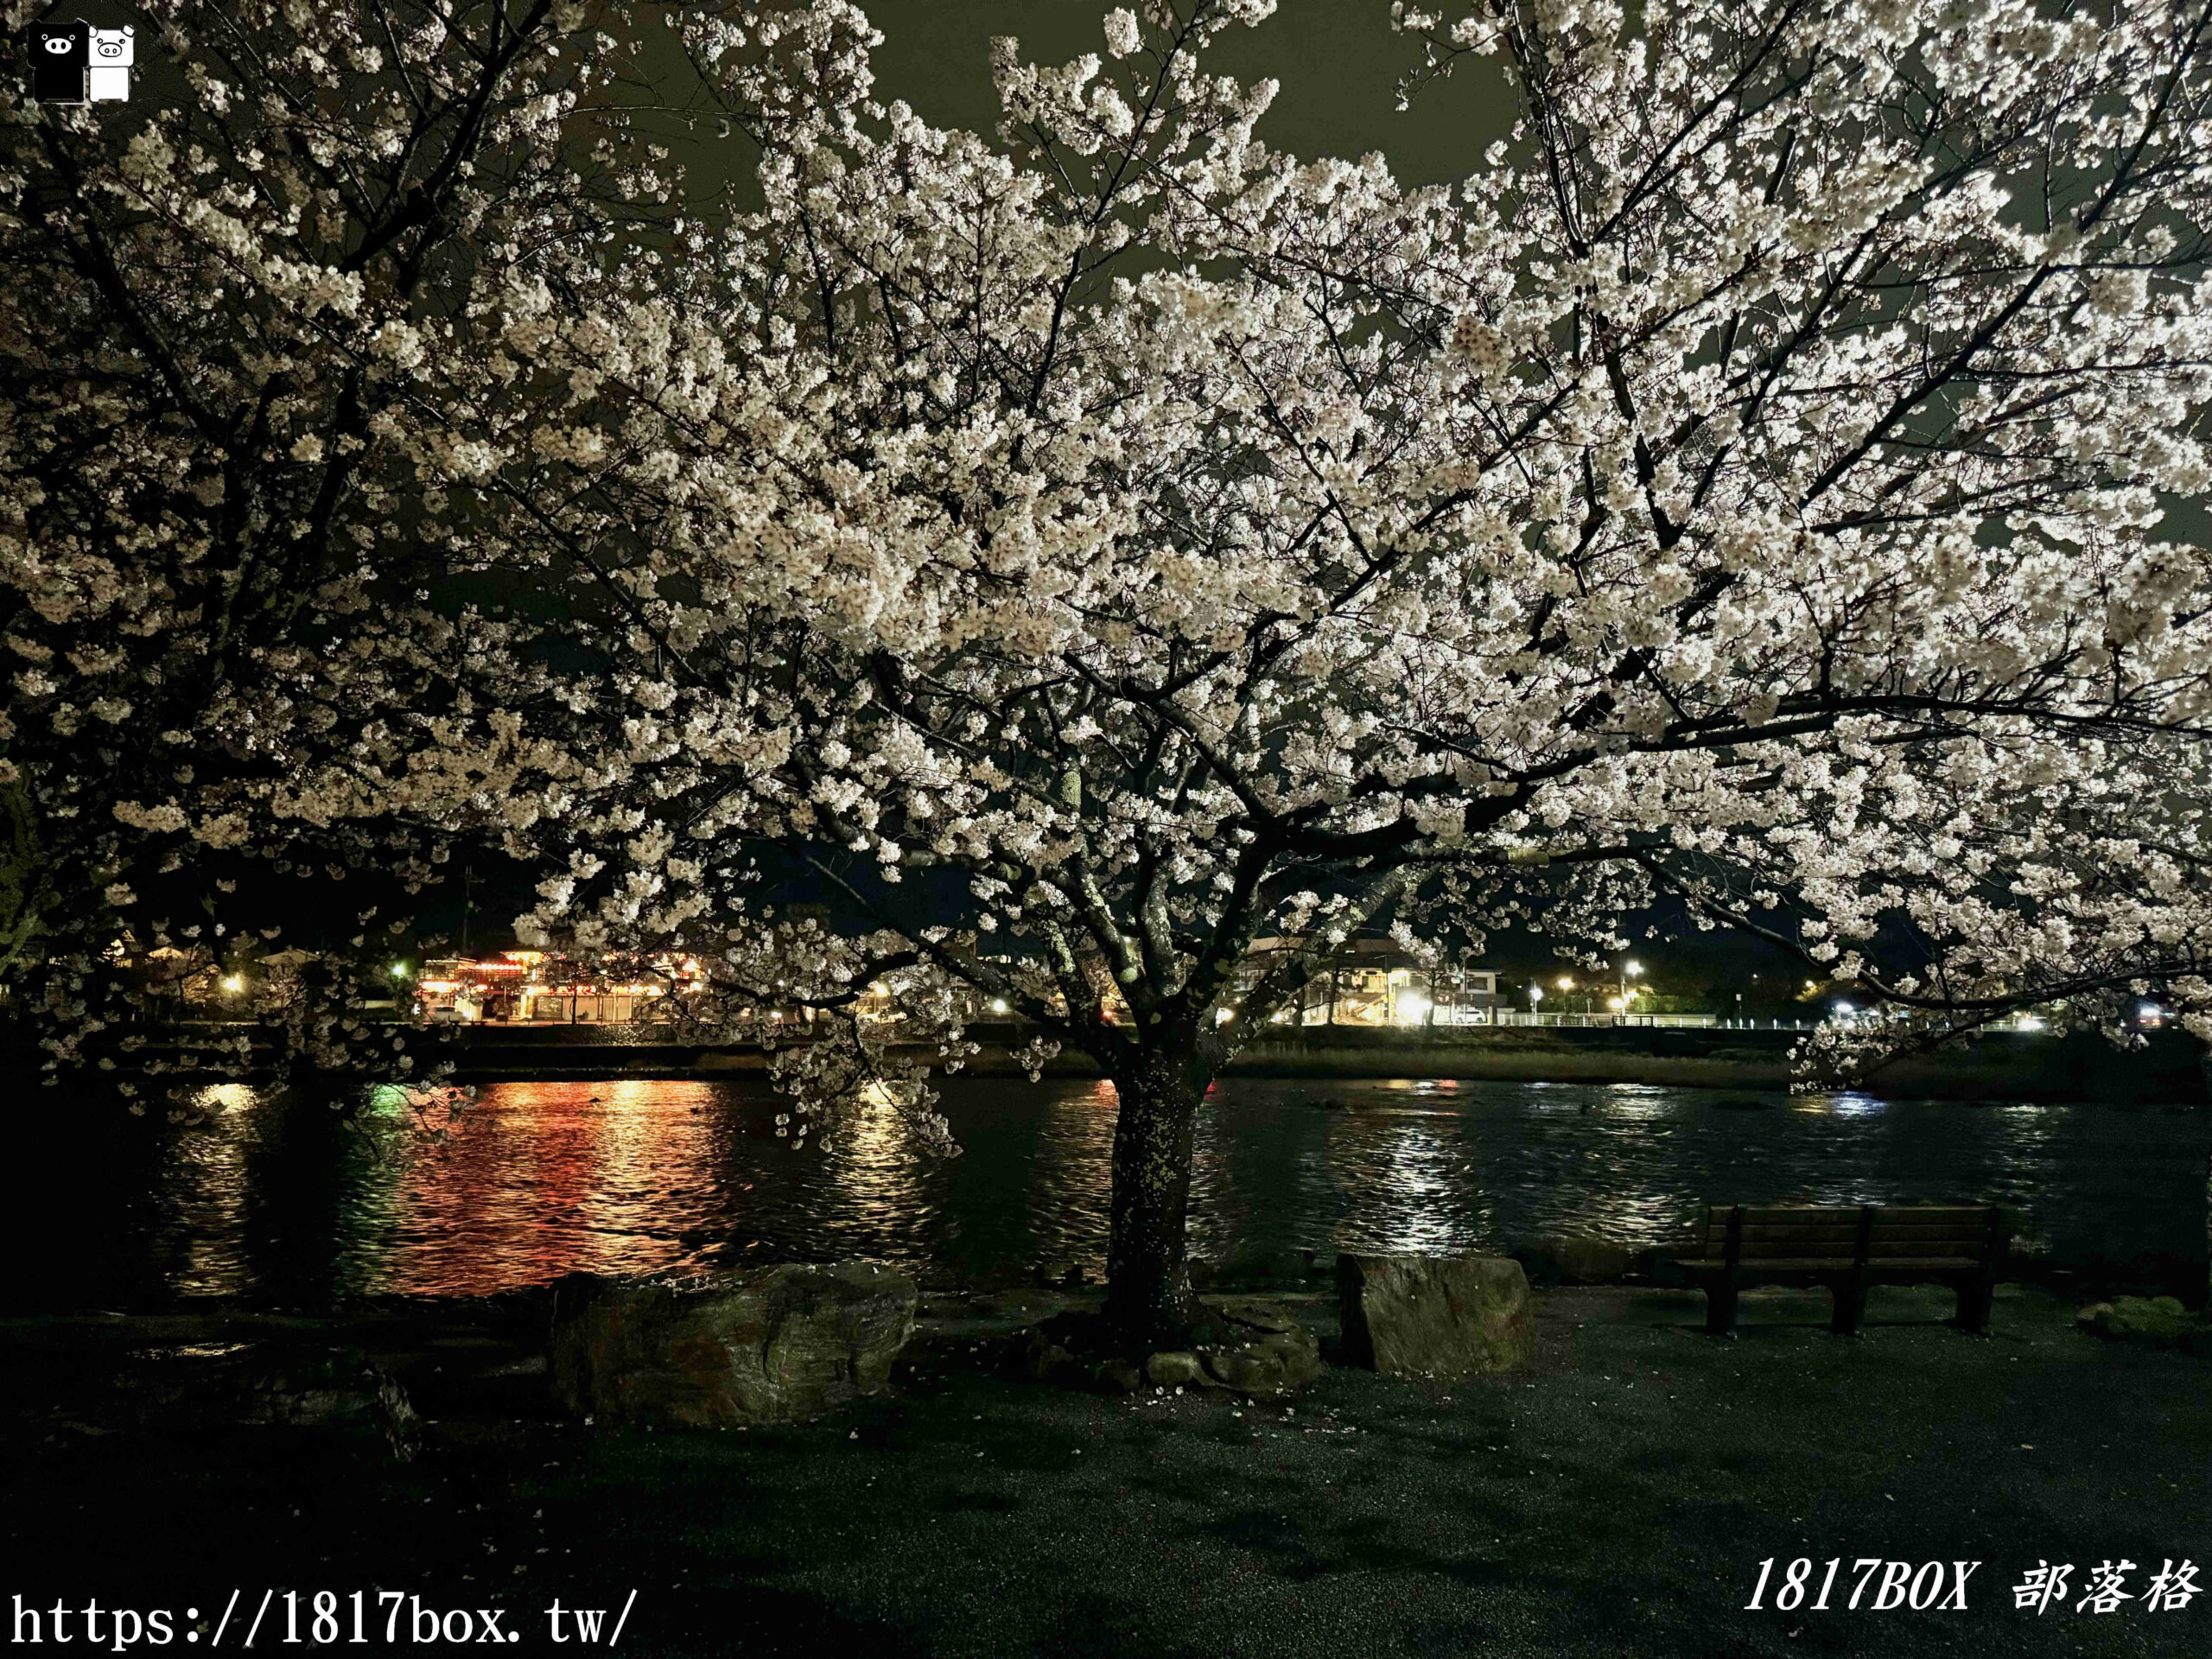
xmin=1688 ymin=1203 xmax=2004 ymax=1274
xmin=1721 ymin=1232 xmax=1987 ymax=1250
xmin=1702 ymin=1205 xmax=1996 ymax=1224
xmin=1679 ymin=1256 xmax=1981 ymax=1274
xmin=1725 ymin=1238 xmax=1991 ymax=1256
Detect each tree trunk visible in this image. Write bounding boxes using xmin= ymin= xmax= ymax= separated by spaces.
xmin=1103 ymin=1039 xmax=1211 ymax=1346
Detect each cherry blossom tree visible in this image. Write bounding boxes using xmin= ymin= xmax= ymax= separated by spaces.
xmin=474 ymin=0 xmax=2212 ymax=1338
xmin=12 ymin=1 xmax=2212 ymax=1340
xmin=0 ymin=0 xmax=744 ymax=1086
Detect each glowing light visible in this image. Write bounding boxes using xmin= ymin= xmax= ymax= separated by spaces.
xmin=390 ymin=963 xmax=408 ymax=979
xmin=1393 ymin=994 xmax=1431 ymax=1027
xmin=1834 ymin=1001 xmax=1855 ymax=1017
xmin=1556 ymin=976 xmax=1574 ymax=990
xmin=1606 ymin=995 xmax=1625 ymax=1011
xmin=990 ymin=998 xmax=1009 ymax=1013
xmin=221 ymin=974 xmax=244 ymax=993
xmin=1624 ymin=961 xmax=1643 ymax=977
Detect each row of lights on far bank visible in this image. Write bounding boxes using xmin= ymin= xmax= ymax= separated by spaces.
xmin=1827 ymin=1001 xmax=2168 ymax=1031
xmin=1527 ymin=960 xmax=1643 ymax=1012
xmin=218 ymin=962 xmax=411 ymax=995
xmin=213 ymin=959 xmax=2179 ymax=1032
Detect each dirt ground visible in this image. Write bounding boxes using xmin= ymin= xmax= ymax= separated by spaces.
xmin=2 ymin=1283 xmax=2205 ymax=1656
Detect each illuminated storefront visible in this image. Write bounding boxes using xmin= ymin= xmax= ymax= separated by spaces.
xmin=416 ymin=952 xmax=705 ymax=1024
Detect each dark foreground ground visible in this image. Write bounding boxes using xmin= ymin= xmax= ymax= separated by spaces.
xmin=3 ymin=1284 xmax=2205 ymax=1657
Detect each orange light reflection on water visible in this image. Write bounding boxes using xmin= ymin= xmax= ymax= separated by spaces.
xmin=381 ymin=1079 xmax=734 ymax=1295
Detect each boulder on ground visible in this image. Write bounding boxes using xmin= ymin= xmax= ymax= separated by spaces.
xmin=2075 ymin=1296 xmax=2208 ymax=1351
xmin=1095 ymin=1357 xmax=1145 ymax=1394
xmin=1516 ymin=1236 xmax=1637 ymax=1286
xmin=1021 ymin=1327 xmax=1141 ymax=1391
xmin=1015 ymin=1300 xmax=1323 ymax=1398
xmin=551 ymin=1263 xmax=917 ymax=1427
xmin=239 ymin=1351 xmax=423 ymax=1459
xmin=1210 ymin=1248 xmax=1323 ymax=1291
xmin=118 ymin=1345 xmax=420 ymax=1460
xmin=1144 ymin=1350 xmax=1206 ymax=1387
xmin=1192 ymin=1299 xmax=1323 ymax=1397
xmin=1337 ymin=1255 xmax=1535 ymax=1378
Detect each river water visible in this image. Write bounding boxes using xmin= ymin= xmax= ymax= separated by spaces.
xmin=15 ymin=1077 xmax=2204 ymax=1306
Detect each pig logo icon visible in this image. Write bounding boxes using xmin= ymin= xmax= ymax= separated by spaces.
xmin=87 ymin=24 xmax=131 ymax=102
xmin=25 ymin=21 xmax=88 ymax=103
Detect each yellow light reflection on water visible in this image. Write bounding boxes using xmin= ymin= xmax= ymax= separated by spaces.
xmin=1792 ymin=1092 xmax=1887 ymax=1118
xmin=380 ymin=1079 xmax=731 ymax=1294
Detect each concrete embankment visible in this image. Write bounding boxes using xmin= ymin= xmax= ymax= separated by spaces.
xmin=436 ymin=1022 xmax=2212 ymax=1103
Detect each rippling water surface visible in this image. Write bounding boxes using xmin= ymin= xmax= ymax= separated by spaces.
xmin=19 ymin=1077 xmax=2206 ymax=1304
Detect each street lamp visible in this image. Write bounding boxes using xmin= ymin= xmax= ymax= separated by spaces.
xmin=1528 ymin=982 xmax=1544 ymax=1023
xmin=1619 ymin=958 xmax=1643 ymax=1001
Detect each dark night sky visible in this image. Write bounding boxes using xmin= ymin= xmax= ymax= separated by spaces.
xmin=856 ymin=0 xmax=1514 ymax=183
xmin=605 ymin=3 xmax=1516 ymax=208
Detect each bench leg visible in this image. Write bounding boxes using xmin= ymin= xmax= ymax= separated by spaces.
xmin=1955 ymin=1278 xmax=1993 ymax=1335
xmin=1704 ymin=1274 xmax=1739 ymax=1338
xmin=1831 ymin=1274 xmax=1866 ymax=1337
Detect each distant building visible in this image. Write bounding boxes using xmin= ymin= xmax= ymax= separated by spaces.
xmin=855 ymin=936 xmax=1503 ymax=1030
xmin=416 ymin=951 xmax=705 ymax=1024
xmin=1237 ymin=937 xmax=1502 ymax=1028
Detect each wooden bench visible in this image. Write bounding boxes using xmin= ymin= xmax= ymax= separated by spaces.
xmin=1676 ymin=1204 xmax=2010 ymax=1337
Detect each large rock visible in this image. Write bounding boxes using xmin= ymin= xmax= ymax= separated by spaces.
xmin=1144 ymin=1350 xmax=1207 ymax=1387
xmin=1337 ymin=1255 xmax=1535 ymax=1378
xmin=118 ymin=1345 xmax=421 ymax=1460
xmin=1194 ymin=1299 xmax=1325 ymax=1397
xmin=551 ymin=1264 xmax=917 ymax=1427
xmin=1514 ymin=1236 xmax=1637 ymax=1287
xmin=2076 ymin=1296 xmax=2208 ymax=1352
xmin=238 ymin=1352 xmax=423 ymax=1460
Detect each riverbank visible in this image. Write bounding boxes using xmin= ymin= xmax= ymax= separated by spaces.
xmin=439 ymin=1022 xmax=2211 ymax=1103
xmin=3 ymin=1284 xmax=2202 ymax=1656
xmin=33 ymin=1019 xmax=2210 ymax=1101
